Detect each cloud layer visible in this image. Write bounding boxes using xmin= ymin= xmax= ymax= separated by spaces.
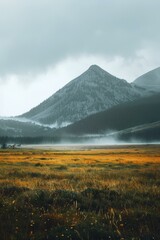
xmin=0 ymin=0 xmax=160 ymax=116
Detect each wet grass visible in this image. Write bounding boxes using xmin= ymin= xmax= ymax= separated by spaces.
xmin=0 ymin=145 xmax=160 ymax=240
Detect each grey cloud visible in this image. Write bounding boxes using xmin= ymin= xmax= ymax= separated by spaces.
xmin=0 ymin=0 xmax=160 ymax=76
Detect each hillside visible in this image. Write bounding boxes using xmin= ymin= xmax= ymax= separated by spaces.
xmin=55 ymin=93 xmax=160 ymax=137
xmin=0 ymin=118 xmax=55 ymax=137
xmin=133 ymin=67 xmax=160 ymax=92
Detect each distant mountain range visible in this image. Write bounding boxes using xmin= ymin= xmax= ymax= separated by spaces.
xmin=0 ymin=65 xmax=160 ymax=142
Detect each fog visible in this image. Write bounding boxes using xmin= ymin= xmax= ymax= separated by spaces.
xmin=20 ymin=133 xmax=160 ymax=151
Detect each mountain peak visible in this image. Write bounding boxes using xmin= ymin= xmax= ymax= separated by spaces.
xmin=88 ymin=64 xmax=101 ymax=70
xmin=88 ymin=64 xmax=106 ymax=73
xmin=87 ymin=64 xmax=112 ymax=77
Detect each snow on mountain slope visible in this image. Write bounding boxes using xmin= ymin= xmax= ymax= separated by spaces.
xmin=21 ymin=65 xmax=142 ymax=126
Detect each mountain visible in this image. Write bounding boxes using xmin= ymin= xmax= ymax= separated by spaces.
xmin=21 ymin=65 xmax=143 ymax=126
xmin=0 ymin=118 xmax=55 ymax=137
xmin=133 ymin=67 xmax=160 ymax=93
xmin=55 ymin=93 xmax=160 ymax=138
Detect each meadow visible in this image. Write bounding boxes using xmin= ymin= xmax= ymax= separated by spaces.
xmin=0 ymin=145 xmax=160 ymax=240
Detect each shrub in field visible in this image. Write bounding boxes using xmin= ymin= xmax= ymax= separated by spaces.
xmin=0 ymin=186 xmax=29 ymax=197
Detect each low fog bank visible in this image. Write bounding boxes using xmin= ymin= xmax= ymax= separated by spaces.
xmin=1 ymin=132 xmax=160 ymax=150
xmin=16 ymin=137 xmax=160 ymax=151
xmin=1 ymin=122 xmax=160 ymax=148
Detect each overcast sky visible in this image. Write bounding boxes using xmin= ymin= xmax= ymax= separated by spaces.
xmin=0 ymin=0 xmax=160 ymax=116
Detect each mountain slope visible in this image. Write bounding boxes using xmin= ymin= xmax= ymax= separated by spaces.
xmin=21 ymin=65 xmax=142 ymax=126
xmin=133 ymin=67 xmax=160 ymax=92
xmin=0 ymin=118 xmax=55 ymax=137
xmin=115 ymin=121 xmax=160 ymax=141
xmin=55 ymin=93 xmax=160 ymax=136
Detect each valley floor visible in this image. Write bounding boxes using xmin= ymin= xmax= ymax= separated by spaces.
xmin=0 ymin=145 xmax=160 ymax=240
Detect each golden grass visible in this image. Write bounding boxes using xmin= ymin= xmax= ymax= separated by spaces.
xmin=0 ymin=145 xmax=160 ymax=191
xmin=0 ymin=145 xmax=160 ymax=240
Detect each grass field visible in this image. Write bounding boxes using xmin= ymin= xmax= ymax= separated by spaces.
xmin=0 ymin=145 xmax=160 ymax=240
